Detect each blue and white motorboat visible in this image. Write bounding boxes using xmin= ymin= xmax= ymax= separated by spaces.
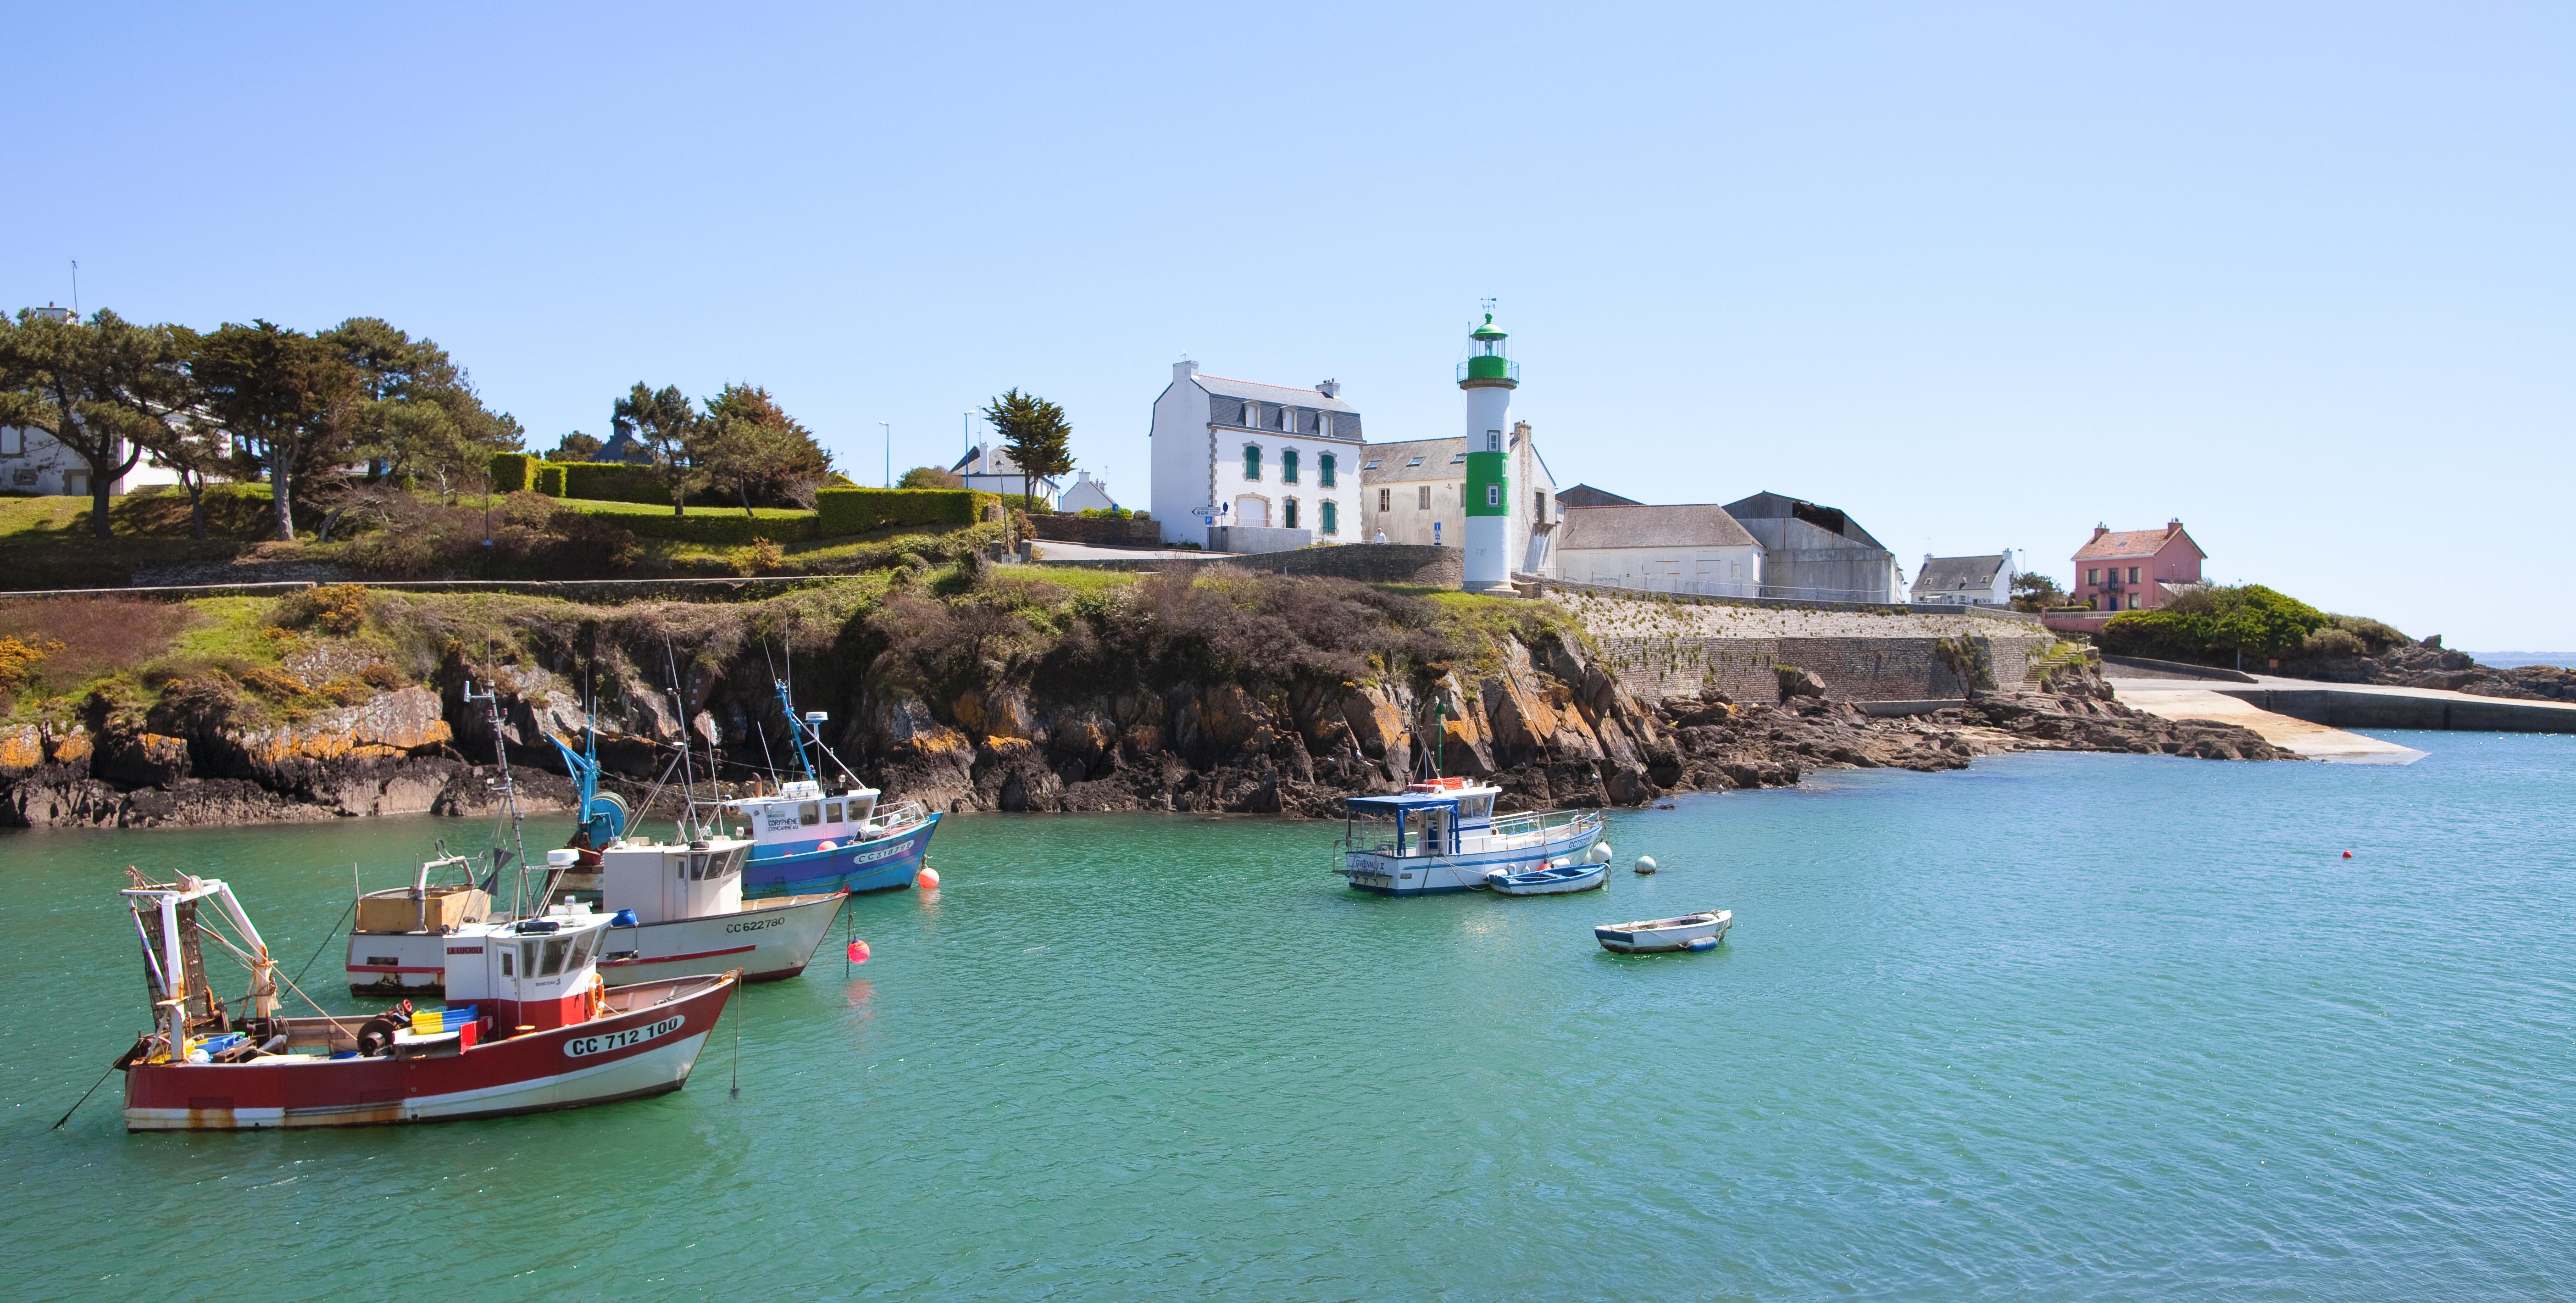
xmin=1485 ymin=859 xmax=1608 ymax=895
xmin=552 ymin=676 xmax=940 ymax=899
xmin=1337 ymin=777 xmax=1605 ymax=896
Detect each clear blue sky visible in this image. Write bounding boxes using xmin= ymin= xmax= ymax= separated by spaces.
xmin=7 ymin=5 xmax=2569 ymax=646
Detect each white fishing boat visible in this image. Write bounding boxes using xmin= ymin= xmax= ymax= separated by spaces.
xmin=1484 ymin=860 xmax=1608 ymax=895
xmin=1593 ymin=910 xmax=1732 ymax=953
xmin=348 ymin=678 xmax=846 ymax=995
xmin=348 ymin=842 xmax=845 ymax=994
xmin=1337 ymin=777 xmax=1604 ymax=896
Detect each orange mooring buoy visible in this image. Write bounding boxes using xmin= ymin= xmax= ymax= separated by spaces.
xmin=847 ymin=939 xmax=870 ymax=964
xmin=2343 ymin=850 xmax=2354 ymax=858
xmin=916 ymin=865 xmax=941 ymax=891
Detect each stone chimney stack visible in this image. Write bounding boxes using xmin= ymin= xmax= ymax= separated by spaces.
xmin=1316 ymin=379 xmax=1339 ymax=398
xmin=2167 ymin=518 xmax=2182 ymax=533
xmin=2093 ymin=523 xmax=2109 ymax=540
xmin=1174 ymin=359 xmax=1199 ymax=383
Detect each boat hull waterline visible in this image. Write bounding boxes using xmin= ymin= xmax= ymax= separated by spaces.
xmin=1595 ymin=910 xmax=1734 ymax=953
xmin=743 ymin=815 xmax=941 ymax=896
xmin=349 ymin=892 xmax=846 ymax=995
xmin=123 ymin=974 xmax=734 ymax=1131
xmin=1343 ymin=823 xmax=1603 ymax=896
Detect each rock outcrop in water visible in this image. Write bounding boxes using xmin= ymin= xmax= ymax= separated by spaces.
xmin=0 ymin=572 xmax=2289 ymax=829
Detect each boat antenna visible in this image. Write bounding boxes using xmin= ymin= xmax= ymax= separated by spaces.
xmin=754 ymin=639 xmax=787 ymax=788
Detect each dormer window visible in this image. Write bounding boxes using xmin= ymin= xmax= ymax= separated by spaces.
xmin=1279 ymin=407 xmax=1295 ymax=432
xmin=1317 ymin=413 xmax=1333 ymax=440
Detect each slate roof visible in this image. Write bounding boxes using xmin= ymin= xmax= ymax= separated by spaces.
xmin=1558 ymin=503 xmax=1759 ymax=551
xmin=1357 ymin=436 xmax=1467 ymax=483
xmin=1722 ymin=491 xmax=1888 ymax=551
xmin=2074 ymin=523 xmax=2204 ymax=562
xmin=1911 ymin=554 xmax=2008 ymax=596
xmin=1556 ymin=484 xmax=1641 ymax=508
xmin=1191 ymin=373 xmax=1360 ymax=415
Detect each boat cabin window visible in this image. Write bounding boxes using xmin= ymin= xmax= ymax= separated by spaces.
xmin=1459 ymin=795 xmax=1493 ymax=820
xmin=825 ymin=801 xmax=843 ymax=824
xmin=799 ymin=802 xmax=821 ymax=827
xmin=541 ymin=935 xmax=572 ymax=976
xmin=500 ymin=949 xmax=513 ymax=976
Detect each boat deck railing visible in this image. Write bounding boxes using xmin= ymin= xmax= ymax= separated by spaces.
xmin=1337 ymin=806 xmax=1603 ymax=862
xmin=859 ymin=800 xmax=931 ymax=840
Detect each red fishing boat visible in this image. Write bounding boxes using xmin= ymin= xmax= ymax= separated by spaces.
xmin=116 ymin=870 xmax=737 ymax=1131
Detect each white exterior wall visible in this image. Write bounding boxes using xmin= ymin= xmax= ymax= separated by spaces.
xmin=1510 ymin=428 xmax=1558 ymax=578
xmin=1148 ymin=369 xmax=1209 ymax=545
xmin=1363 ymin=475 xmax=1461 ymax=546
xmin=1561 ymin=544 xmax=1765 ymax=597
xmin=1059 ymin=472 xmax=1116 ymax=513
xmin=1214 ymin=431 xmax=1356 ymax=542
xmin=0 ymin=425 xmax=180 ymax=497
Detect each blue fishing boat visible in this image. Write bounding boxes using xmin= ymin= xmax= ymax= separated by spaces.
xmin=1336 ymin=777 xmax=1604 ymax=896
xmin=551 ymin=677 xmax=940 ymax=898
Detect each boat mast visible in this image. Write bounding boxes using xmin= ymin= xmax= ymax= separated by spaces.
xmin=663 ymin=639 xmax=703 ymax=840
xmin=464 ymin=677 xmax=531 ymax=919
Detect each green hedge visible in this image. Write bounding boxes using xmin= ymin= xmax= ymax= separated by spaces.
xmin=534 ymin=463 xmax=566 ymax=497
xmin=814 ymin=488 xmax=991 ymax=537
xmin=489 ymin=452 xmax=542 ymax=493
xmin=557 ymin=461 xmax=672 ymax=505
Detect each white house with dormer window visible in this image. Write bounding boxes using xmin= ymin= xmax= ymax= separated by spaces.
xmin=1148 ymin=361 xmax=1362 ymax=551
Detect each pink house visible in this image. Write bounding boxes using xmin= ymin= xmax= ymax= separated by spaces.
xmin=2072 ymin=519 xmax=2205 ymax=613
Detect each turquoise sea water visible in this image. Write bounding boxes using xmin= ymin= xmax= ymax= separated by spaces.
xmin=4 ymin=734 xmax=2574 ymax=1299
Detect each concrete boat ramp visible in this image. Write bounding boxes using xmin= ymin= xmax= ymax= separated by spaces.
xmin=2107 ymin=669 xmax=2576 ymax=764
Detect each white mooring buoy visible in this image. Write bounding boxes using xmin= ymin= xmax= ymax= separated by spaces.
xmin=1634 ymin=855 xmax=1658 ymax=875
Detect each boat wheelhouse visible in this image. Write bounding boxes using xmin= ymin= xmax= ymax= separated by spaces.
xmin=1336 ymin=777 xmax=1605 ymax=896
xmin=550 ymin=672 xmax=940 ymax=898
xmin=349 ymin=837 xmax=845 ymax=994
xmin=711 ymin=777 xmax=938 ymax=897
xmin=119 ymin=870 xmax=734 ymax=1131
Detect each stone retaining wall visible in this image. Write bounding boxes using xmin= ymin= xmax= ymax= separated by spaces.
xmin=1590 ymin=632 xmax=2061 ymax=704
xmin=1040 ymin=544 xmax=1460 ymax=586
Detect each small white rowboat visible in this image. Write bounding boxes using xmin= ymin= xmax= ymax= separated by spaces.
xmin=1594 ymin=909 xmax=1732 ymax=953
xmin=1484 ymin=861 xmax=1607 ymax=896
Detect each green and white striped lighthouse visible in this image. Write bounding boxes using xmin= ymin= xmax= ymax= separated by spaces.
xmin=1459 ymin=309 xmax=1519 ymax=592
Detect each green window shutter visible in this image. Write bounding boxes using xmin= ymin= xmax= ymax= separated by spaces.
xmin=1321 ymin=499 xmax=1338 ymax=534
xmin=1318 ymin=454 xmax=1335 ymax=488
xmin=1282 ymin=449 xmax=1299 ymax=484
xmin=1244 ymin=445 xmax=1260 ymax=479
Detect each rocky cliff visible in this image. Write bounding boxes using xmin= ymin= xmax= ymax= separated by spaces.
xmin=0 ymin=569 xmax=2288 ymax=830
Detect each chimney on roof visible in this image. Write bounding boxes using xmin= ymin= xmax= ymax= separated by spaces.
xmin=2092 ymin=523 xmax=2109 ymax=540
xmin=1923 ymin=552 xmax=1933 ymax=567
xmin=1316 ymin=379 xmax=1339 ymax=398
xmin=2167 ymin=518 xmax=2182 ymax=533
xmin=1175 ymin=359 xmax=1199 ymax=382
